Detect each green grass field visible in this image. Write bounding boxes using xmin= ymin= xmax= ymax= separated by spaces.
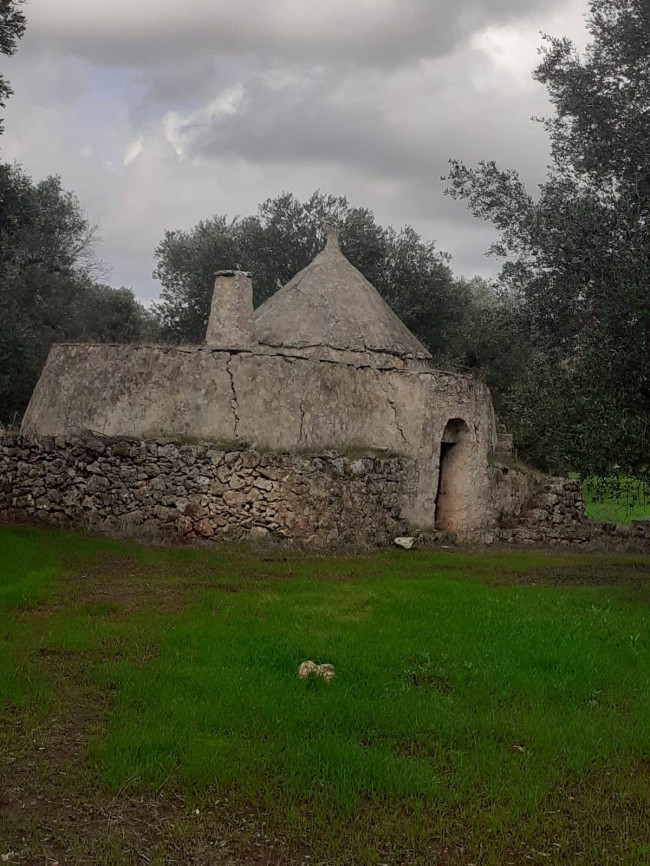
xmin=1 ymin=527 xmax=650 ymax=864
xmin=583 ymin=477 xmax=650 ymax=524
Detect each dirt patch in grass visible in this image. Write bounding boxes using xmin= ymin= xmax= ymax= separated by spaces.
xmin=407 ymin=672 xmax=453 ymax=693
xmin=37 ymin=646 xmax=93 ymax=658
xmin=55 ymin=551 xmax=316 ymax=612
xmin=0 ymin=650 xmax=298 ymax=866
xmin=426 ymin=553 xmax=650 ymax=589
xmin=50 ymin=549 xmax=366 ymax=617
xmin=315 ymin=571 xmax=358 ymax=583
xmin=61 ymin=553 xmax=208 ymax=612
xmin=509 ymin=560 xmax=650 ymax=587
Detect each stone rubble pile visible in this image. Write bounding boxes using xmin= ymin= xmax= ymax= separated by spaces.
xmin=492 ymin=473 xmax=650 ymax=550
xmin=495 ymin=476 xmax=587 ymax=542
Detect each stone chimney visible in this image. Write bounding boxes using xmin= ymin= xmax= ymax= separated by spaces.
xmin=206 ymin=270 xmax=254 ymax=347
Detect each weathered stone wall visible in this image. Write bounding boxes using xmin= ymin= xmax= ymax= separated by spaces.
xmin=487 ymin=463 xmax=650 ymax=550
xmin=2 ymin=434 xmax=647 ymax=550
xmin=15 ymin=342 xmax=649 ymax=549
xmin=0 ymin=435 xmax=417 ymax=547
xmin=20 ymin=343 xmax=500 ymax=533
xmin=489 ymin=470 xmax=588 ymax=543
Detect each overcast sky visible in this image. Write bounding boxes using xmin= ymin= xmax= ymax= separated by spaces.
xmin=2 ymin=0 xmax=590 ymax=302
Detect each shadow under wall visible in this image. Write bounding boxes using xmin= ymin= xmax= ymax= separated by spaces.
xmin=434 ymin=418 xmax=472 ymax=532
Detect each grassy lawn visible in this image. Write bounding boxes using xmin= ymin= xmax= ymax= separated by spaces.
xmin=582 ymin=477 xmax=650 ymax=524
xmin=1 ymin=528 xmax=650 ymax=864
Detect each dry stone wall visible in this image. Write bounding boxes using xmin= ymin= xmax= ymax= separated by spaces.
xmin=0 ymin=435 xmax=416 ymax=547
xmin=487 ymin=464 xmax=650 ymax=550
xmin=1 ymin=435 xmax=648 ymax=551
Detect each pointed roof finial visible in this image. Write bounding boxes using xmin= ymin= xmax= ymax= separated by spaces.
xmin=324 ymin=224 xmax=340 ymax=251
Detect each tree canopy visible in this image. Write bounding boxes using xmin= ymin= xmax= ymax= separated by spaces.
xmin=153 ymin=190 xmax=463 ymax=362
xmin=0 ymin=0 xmax=26 ymax=135
xmin=0 ymin=163 xmax=156 ymax=424
xmin=445 ymin=0 xmax=650 ymax=481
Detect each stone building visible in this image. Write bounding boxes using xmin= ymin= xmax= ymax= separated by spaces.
xmin=7 ymin=228 xmax=647 ymax=547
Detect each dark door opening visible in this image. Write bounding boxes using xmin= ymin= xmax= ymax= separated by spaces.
xmin=434 ymin=419 xmax=470 ymax=531
xmin=434 ymin=441 xmax=454 ymax=524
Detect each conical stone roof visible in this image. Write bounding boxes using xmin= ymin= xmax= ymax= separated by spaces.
xmin=252 ymin=228 xmax=432 ymax=363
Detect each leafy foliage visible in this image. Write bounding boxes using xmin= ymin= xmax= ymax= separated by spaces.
xmin=0 ymin=163 xmax=157 ymax=425
xmin=0 ymin=0 xmax=26 ymax=135
xmin=445 ymin=0 xmax=650 ymax=480
xmin=153 ymin=190 xmax=461 ymax=359
xmin=445 ymin=277 xmax=533 ymax=408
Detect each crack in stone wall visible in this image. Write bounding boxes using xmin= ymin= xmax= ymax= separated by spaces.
xmin=42 ymin=341 xmax=466 ymax=375
xmin=375 ymin=371 xmax=409 ymax=447
xmin=225 ymin=355 xmax=240 ymax=438
xmin=297 ymin=396 xmax=306 ymax=448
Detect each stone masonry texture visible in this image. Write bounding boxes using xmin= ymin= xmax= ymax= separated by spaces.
xmin=19 ymin=343 xmax=499 ymax=535
xmin=1 ymin=434 xmax=648 ymax=550
xmin=0 ymin=435 xmax=416 ymax=547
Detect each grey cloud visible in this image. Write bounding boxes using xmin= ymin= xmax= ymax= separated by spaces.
xmin=4 ymin=0 xmax=585 ymax=304
xmin=175 ymin=56 xmax=552 ymax=193
xmin=25 ymin=0 xmax=565 ymax=69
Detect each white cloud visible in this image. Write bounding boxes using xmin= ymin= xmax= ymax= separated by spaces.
xmin=123 ymin=136 xmax=144 ymax=166
xmin=163 ymin=85 xmax=245 ymax=160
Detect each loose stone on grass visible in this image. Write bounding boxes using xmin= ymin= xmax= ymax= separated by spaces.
xmin=394 ymin=536 xmax=416 ymax=550
xmin=297 ymin=661 xmax=336 ymax=681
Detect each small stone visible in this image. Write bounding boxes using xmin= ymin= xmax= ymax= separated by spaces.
xmin=223 ymin=489 xmax=246 ymax=507
xmin=241 ymin=451 xmax=260 ymax=469
xmin=216 ymin=464 xmax=231 ymax=484
xmin=297 ymin=660 xmax=336 ymax=681
xmin=317 ymin=663 xmax=336 ymax=681
xmin=249 ymin=525 xmax=270 ymax=543
xmin=297 ymin=660 xmax=316 ymax=678
xmin=196 ymin=518 xmax=215 ymax=537
xmin=394 ymin=536 xmax=415 ymax=550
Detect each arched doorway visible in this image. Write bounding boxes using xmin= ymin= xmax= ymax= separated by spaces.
xmin=434 ymin=418 xmax=471 ymax=531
